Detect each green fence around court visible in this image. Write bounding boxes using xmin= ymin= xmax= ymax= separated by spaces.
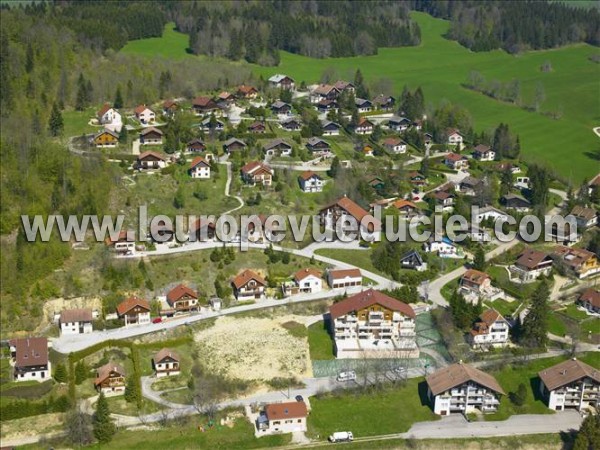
xmin=415 ymin=312 xmax=452 ymax=362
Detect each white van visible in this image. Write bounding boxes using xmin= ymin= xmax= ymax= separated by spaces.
xmin=336 ymin=370 xmax=357 ymax=382
xmin=329 ymin=431 xmax=354 ymax=442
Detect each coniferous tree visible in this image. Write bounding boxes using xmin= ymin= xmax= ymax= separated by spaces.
xmin=48 ymin=102 xmax=64 ymax=137
xmin=54 ymin=362 xmax=68 ymax=383
xmin=354 ymin=69 xmax=368 ymax=99
xmin=520 ymin=280 xmax=550 ymax=348
xmin=473 ymin=246 xmax=486 ymax=271
xmin=25 ymin=42 xmax=34 ymax=73
xmin=113 ymin=86 xmax=124 ymax=109
xmin=75 ymin=361 xmax=88 ymax=385
xmin=93 ymin=392 xmax=115 ymax=443
xmin=572 ymin=414 xmax=600 ymax=450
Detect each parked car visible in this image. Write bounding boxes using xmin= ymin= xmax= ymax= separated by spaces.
xmin=295 ymin=395 xmax=304 ymax=402
xmin=329 ymin=431 xmax=353 ymax=443
xmin=152 ymin=317 xmax=162 ymax=324
xmin=336 ymin=370 xmax=356 ymax=382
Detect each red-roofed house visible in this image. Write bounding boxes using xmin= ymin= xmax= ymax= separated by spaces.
xmin=192 ymin=96 xmax=218 ymax=115
xmin=190 ymin=156 xmax=211 ymax=179
xmin=577 ymin=288 xmax=600 ymax=314
xmin=116 ymin=297 xmax=151 ymax=326
xmin=319 ymin=196 xmax=382 ymax=241
xmin=444 ymin=153 xmax=469 ymax=170
xmin=153 ymin=349 xmax=181 ymax=378
xmin=298 ymin=171 xmax=324 ymax=193
xmin=355 ymin=117 xmax=374 ymax=135
xmin=231 ymin=270 xmax=266 ymax=301
xmin=166 ymin=284 xmax=199 ymax=312
xmin=241 ymin=161 xmax=273 ymax=186
xmin=256 ymin=401 xmax=308 ymax=435
xmin=237 ymin=84 xmax=259 ymax=99
xmin=134 ymin=105 xmax=155 ymax=124
xmin=469 ymin=309 xmax=510 ymax=347
xmin=162 ymin=99 xmax=179 ymax=117
xmin=329 ymin=289 xmax=418 ymax=358
xmin=94 ymin=363 xmax=126 ymax=395
xmin=326 ymin=268 xmax=362 ymax=289
xmin=9 ymin=337 xmax=50 ymax=382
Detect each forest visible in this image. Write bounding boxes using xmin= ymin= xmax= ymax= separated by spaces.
xmin=410 ymin=0 xmax=600 ymax=52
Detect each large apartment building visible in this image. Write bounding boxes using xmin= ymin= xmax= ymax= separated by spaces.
xmin=329 ymin=289 xmax=418 ymax=358
xmin=426 ymin=362 xmax=505 ymax=415
xmin=538 ymin=358 xmax=600 ymax=411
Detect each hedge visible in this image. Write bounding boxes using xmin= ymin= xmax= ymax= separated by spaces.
xmin=1 ymin=395 xmax=70 ymax=420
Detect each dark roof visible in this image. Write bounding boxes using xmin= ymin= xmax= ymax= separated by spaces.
xmin=60 ymin=308 xmax=93 ymax=323
xmin=153 ymin=348 xmax=180 ymax=364
xmin=427 ymin=363 xmax=505 ymax=396
xmin=140 ymin=126 xmax=163 ymax=137
xmin=329 ymin=289 xmax=415 ymax=320
xmin=539 ymin=359 xmax=600 ymax=391
xmin=579 ymin=288 xmax=600 ymax=309
xmin=10 ymin=338 xmax=48 ymax=368
xmin=515 ymin=248 xmax=551 ymax=270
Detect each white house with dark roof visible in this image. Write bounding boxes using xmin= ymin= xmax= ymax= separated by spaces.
xmin=59 ymin=308 xmax=93 ymax=335
xmin=538 ymin=358 xmax=600 ymax=411
xmin=298 ymin=171 xmax=324 ymax=193
xmin=9 ymin=337 xmax=51 ymax=382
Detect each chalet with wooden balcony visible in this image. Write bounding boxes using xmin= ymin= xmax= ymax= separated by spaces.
xmin=152 ymin=349 xmax=181 ymax=378
xmin=469 ymin=309 xmax=510 ymax=348
xmin=509 ymin=248 xmax=553 ymax=283
xmin=94 ymin=363 xmax=126 ymax=395
xmin=116 ymin=297 xmax=151 ymax=326
xmin=231 ymin=269 xmax=266 ymax=301
xmin=166 ymin=284 xmax=199 ymax=312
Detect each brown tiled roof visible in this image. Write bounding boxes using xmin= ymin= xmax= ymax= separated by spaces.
xmin=163 ymin=99 xmax=178 ymax=109
xmin=328 ymin=268 xmax=362 ymax=281
xmin=461 ymin=269 xmax=490 ymax=286
xmin=138 ymin=150 xmax=165 ymax=161
xmin=384 ymin=137 xmax=404 ymax=146
xmin=193 ymin=96 xmax=214 ymax=107
xmin=10 ymin=337 xmax=48 ymax=368
xmin=134 ymin=104 xmax=150 ymax=114
xmin=97 ymin=103 xmax=112 ymax=117
xmin=329 ymin=289 xmax=415 ymax=320
xmin=116 ymin=297 xmax=150 ymax=316
xmin=241 ymin=161 xmax=272 ymax=175
xmin=166 ymin=284 xmax=198 ymax=304
xmin=334 ymin=80 xmax=353 ymax=90
xmin=94 ymin=128 xmax=119 ymax=140
xmin=393 ymin=199 xmax=417 ymax=210
xmin=570 ymin=205 xmax=597 ymax=221
xmin=237 ymin=84 xmax=257 ymax=95
xmin=190 ymin=156 xmax=209 ymax=169
xmin=357 ymin=117 xmax=373 ymax=127
xmin=313 ymin=84 xmax=336 ymax=95
xmin=445 ymin=152 xmax=465 ymax=162
xmin=446 ymin=127 xmax=462 ymax=136
xmin=426 ymin=363 xmax=505 ymax=396
xmin=579 ymin=288 xmax=600 ymax=309
xmin=470 ymin=309 xmax=505 ymax=336
xmin=153 ymin=348 xmax=180 ymax=364
xmin=140 ymin=126 xmax=164 ymax=137
xmin=231 ymin=269 xmax=266 ymax=289
xmin=474 ymin=144 xmax=491 ymax=153
xmin=321 ymin=197 xmax=381 ymax=230
xmin=539 ymin=359 xmax=600 ymax=391
xmin=95 ymin=362 xmax=125 ymax=386
xmin=299 ymin=170 xmax=322 ymax=181
xmin=104 ymin=230 xmax=135 ymax=246
xmin=515 ymin=248 xmax=550 ymax=270
xmin=294 ymin=268 xmax=322 ymax=282
xmin=60 ymin=308 xmax=93 ymax=324
xmin=265 ymin=401 xmax=307 ymax=420
xmin=248 ymin=121 xmax=265 ymax=130
xmin=553 ymin=246 xmax=597 ymax=269
xmin=218 ymin=91 xmax=233 ymax=100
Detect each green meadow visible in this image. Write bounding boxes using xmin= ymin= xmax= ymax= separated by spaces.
xmin=121 ymin=14 xmax=600 ymax=182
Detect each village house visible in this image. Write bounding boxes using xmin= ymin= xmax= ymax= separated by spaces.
xmin=280 ymin=118 xmax=302 ymax=131
xmin=329 ymin=289 xmax=418 ymax=358
xmin=134 ymin=105 xmax=155 ymax=124
xmin=514 ymin=176 xmax=530 ymax=189
xmin=222 ymin=138 xmax=247 ymax=154
xmin=298 ymin=171 xmax=324 ymax=193
xmin=59 ymin=308 xmax=93 ymax=335
xmin=423 ymin=236 xmax=463 ymax=258
xmin=116 ymin=297 xmax=151 ymax=326
xmin=472 ymin=144 xmax=495 ymax=161
xmin=263 ymin=138 xmax=292 ymax=157
xmin=166 ymin=284 xmax=199 ymax=313
xmin=444 ymin=153 xmax=469 ymax=170
xmin=283 ymin=268 xmax=323 ymax=296
xmin=393 ymin=199 xmax=422 ymax=219
xmin=327 ymin=268 xmax=362 ymax=289
xmin=368 ymin=177 xmax=384 ymax=191
xmin=94 ymin=363 xmax=126 ymax=395
xmin=91 ymin=128 xmax=119 ymax=148
xmin=569 ymin=205 xmax=598 ymax=229
xmin=139 ymin=127 xmax=163 ymax=145
xmin=383 ymin=137 xmax=407 ymax=154
xmin=9 ymin=337 xmax=50 ymax=382
xmin=497 ymin=162 xmax=522 ymax=174
xmin=200 ymin=116 xmax=225 ymax=132
xmin=248 ymin=121 xmax=266 ymax=134
xmin=446 ymin=128 xmax=464 ymax=148
xmin=237 ymin=84 xmax=259 ymax=99
xmin=231 ymin=269 xmax=266 ymax=301
xmin=317 ymin=98 xmax=338 ymax=113
xmin=363 ymin=145 xmax=375 ymax=158
xmin=217 ymin=91 xmax=235 ymax=104
xmin=310 ymin=84 xmax=340 ymax=103
xmin=424 ymin=132 xmax=434 ymax=148
xmin=306 ymin=137 xmax=332 ymax=156
xmin=409 ymin=171 xmax=427 ymax=187
xmin=459 ymin=269 xmax=492 ymax=296
xmin=474 ymin=206 xmax=510 ymax=224
xmin=354 ymin=98 xmax=373 ymax=113
xmin=241 ymin=161 xmax=273 ymax=186
xmin=429 ymin=190 xmax=455 ymax=209
xmin=355 ymin=117 xmax=374 ymax=135
xmin=189 ymin=156 xmax=211 ymax=179
xmin=552 ymin=246 xmax=600 ymax=279
xmin=319 ymin=196 xmax=381 ymax=241
xmin=192 ymin=96 xmax=219 ymax=115
xmin=372 ymin=94 xmax=395 ymax=111
xmin=501 ymin=194 xmax=532 ymax=212
xmin=387 ymin=116 xmax=411 ymax=132
xmin=105 ymin=230 xmax=136 ymax=255
xmin=190 ymin=217 xmax=216 ymax=242
xmin=538 ymin=358 xmax=600 ymax=411
xmin=469 ymin=309 xmax=510 ymax=348
xmin=162 ymin=99 xmax=179 ymax=117
xmin=255 ymin=401 xmax=308 ymax=436
xmin=426 ymin=362 xmax=505 ymax=415
xmin=187 ymin=138 xmax=206 ymax=153
xmin=136 ymin=151 xmax=166 ymax=171
xmin=400 ymin=250 xmax=428 ymax=271
xmin=152 ymin=349 xmax=181 ymax=378
xmin=97 ymin=103 xmax=122 ymax=130
xmin=322 ymin=121 xmax=341 ymax=136
xmin=509 ymin=248 xmax=553 ymax=283
xmin=334 ymin=80 xmax=355 ymax=93
xmin=458 ymin=176 xmax=482 ymax=197
xmin=577 ymin=288 xmax=600 ymax=314
xmin=268 ymin=74 xmax=295 ymax=90
xmin=588 ymin=173 xmax=600 ymax=196
xmin=270 ymin=100 xmax=292 ymax=116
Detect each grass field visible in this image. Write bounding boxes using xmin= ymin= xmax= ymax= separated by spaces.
xmin=307 ymin=320 xmax=335 ymax=360
xmin=121 ymin=23 xmax=192 ymax=60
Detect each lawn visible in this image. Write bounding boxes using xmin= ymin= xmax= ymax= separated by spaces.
xmin=120 ymin=23 xmax=193 ymax=60
xmin=307 ymin=378 xmax=439 ymax=438
xmin=307 ymin=320 xmax=335 ymax=360
xmin=546 ymin=310 xmax=569 ymax=337
xmin=485 ymin=298 xmax=521 ymax=318
xmin=314 ymin=248 xmax=385 ymax=277
xmin=487 ymin=265 xmax=542 ymax=300
xmin=485 ymin=352 xmax=600 ymax=421
xmin=62 ymin=107 xmax=99 ymax=138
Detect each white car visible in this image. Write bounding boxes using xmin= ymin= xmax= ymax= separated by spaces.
xmin=336 ymin=370 xmax=356 ymax=382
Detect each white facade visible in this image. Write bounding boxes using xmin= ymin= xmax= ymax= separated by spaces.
xmin=296 ymin=274 xmax=322 ymax=293
xmin=136 ymin=108 xmax=155 ymax=124
xmin=99 ymin=108 xmax=121 ymax=125
xmin=124 ymin=311 xmax=150 ymax=327
xmin=327 ymin=273 xmax=362 ymax=289
xmin=470 ymin=322 xmax=510 ymax=347
xmin=60 ymin=320 xmax=92 ymax=335
xmin=14 ymin=362 xmax=51 ymax=382
xmin=155 ymin=361 xmax=180 ymax=378
xmin=300 ymin=175 xmax=324 ymax=193
xmin=191 ymin=163 xmax=210 ymax=179
xmin=474 ymin=207 xmax=510 ymax=224
xmin=541 ymin=379 xmax=600 ymax=411
xmin=430 ymin=381 xmax=501 ymax=415
xmin=447 ymin=132 xmax=463 ymax=145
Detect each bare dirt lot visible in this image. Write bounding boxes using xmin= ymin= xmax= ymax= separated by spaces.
xmin=193 ymin=315 xmax=312 ymax=382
